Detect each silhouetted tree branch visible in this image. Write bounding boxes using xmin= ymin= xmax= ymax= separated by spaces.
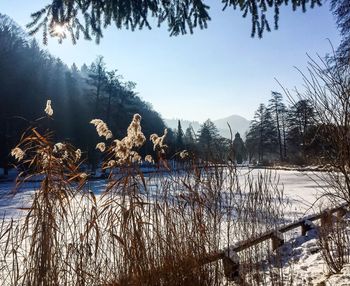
xmin=27 ymin=0 xmax=322 ymax=44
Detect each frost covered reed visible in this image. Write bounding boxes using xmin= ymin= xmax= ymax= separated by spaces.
xmin=90 ymin=114 xmax=147 ymax=166
xmin=11 ymin=147 xmax=24 ymax=161
xmin=90 ymin=119 xmax=112 ymax=139
xmin=44 ymin=99 xmax=53 ymax=116
xmin=1 ymin=103 xmax=289 ymax=286
xmin=150 ymin=128 xmax=168 ymax=151
xmin=96 ymin=142 xmax=106 ymax=152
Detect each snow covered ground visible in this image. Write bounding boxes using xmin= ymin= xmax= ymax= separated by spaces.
xmin=0 ymin=167 xmax=348 ymax=285
xmin=233 ymin=169 xmax=350 ymax=285
xmin=269 ymin=220 xmax=350 ymax=286
xmin=0 ymin=181 xmax=37 ymax=218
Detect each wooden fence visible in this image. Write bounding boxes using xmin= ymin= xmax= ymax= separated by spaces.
xmin=203 ymin=203 xmax=348 ymax=281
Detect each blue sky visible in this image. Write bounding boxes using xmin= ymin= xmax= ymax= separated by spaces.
xmin=1 ymin=1 xmax=340 ymax=121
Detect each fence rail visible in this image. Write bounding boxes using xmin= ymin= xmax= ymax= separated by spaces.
xmin=204 ymin=202 xmax=348 ymax=281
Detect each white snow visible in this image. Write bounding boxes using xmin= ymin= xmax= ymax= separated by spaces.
xmin=0 ymin=167 xmax=349 ymax=285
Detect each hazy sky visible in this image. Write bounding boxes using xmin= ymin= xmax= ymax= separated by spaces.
xmin=1 ymin=1 xmax=340 ymax=121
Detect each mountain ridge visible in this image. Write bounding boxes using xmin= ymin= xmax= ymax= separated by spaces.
xmin=164 ymin=114 xmax=251 ymax=139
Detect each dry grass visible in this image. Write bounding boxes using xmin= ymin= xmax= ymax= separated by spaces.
xmin=0 ymin=115 xmax=289 ymax=285
xmin=318 ymin=213 xmax=350 ymax=274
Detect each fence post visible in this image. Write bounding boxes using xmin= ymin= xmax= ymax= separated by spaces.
xmin=337 ymin=207 xmax=347 ymax=219
xmin=271 ymin=231 xmax=284 ymax=251
xmin=301 ymin=220 xmax=313 ymax=236
xmin=321 ymin=209 xmax=333 ymax=230
xmin=223 ymin=247 xmax=240 ymax=282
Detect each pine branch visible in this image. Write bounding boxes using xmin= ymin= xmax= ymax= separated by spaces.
xmin=28 ymin=0 xmax=322 ymax=44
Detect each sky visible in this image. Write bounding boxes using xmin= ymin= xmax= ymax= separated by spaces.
xmin=0 ymin=1 xmax=341 ymax=122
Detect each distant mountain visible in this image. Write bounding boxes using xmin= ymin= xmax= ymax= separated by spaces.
xmin=213 ymin=115 xmax=251 ymax=139
xmin=164 ymin=115 xmax=251 ymax=139
xmin=164 ymin=119 xmax=201 ymax=133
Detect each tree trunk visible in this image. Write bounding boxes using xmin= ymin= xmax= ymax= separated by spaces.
xmin=107 ymin=88 xmax=112 ymax=125
xmin=282 ymin=115 xmax=287 ymax=159
xmin=275 ymin=104 xmax=283 ymax=161
xmin=95 ymin=79 xmax=101 ymax=116
xmin=3 ymin=118 xmax=9 ymax=176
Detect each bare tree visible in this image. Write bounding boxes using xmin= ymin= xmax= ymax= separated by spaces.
xmin=284 ymin=52 xmax=350 ymax=204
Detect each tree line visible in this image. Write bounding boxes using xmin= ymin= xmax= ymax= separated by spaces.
xmin=172 ymin=90 xmax=333 ymax=167
xmin=172 ymin=118 xmax=247 ymax=164
xmin=245 ymin=91 xmax=330 ymax=165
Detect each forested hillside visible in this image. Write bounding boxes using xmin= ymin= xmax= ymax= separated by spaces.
xmin=0 ymin=14 xmax=166 ymax=173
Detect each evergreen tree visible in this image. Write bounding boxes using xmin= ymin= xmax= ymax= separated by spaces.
xmin=176 ymin=120 xmax=184 ymax=151
xmin=197 ymin=119 xmax=220 ymax=161
xmin=88 ymin=56 xmax=107 ymax=117
xmin=245 ymin=104 xmax=277 ymax=163
xmin=280 ymin=104 xmax=288 ymax=159
xmin=287 ymin=99 xmax=316 ymax=162
xmin=105 ymin=70 xmax=122 ymax=126
xmin=80 ymin=63 xmax=88 ymax=74
xmin=184 ymin=125 xmax=195 ymax=145
xmin=263 ymin=109 xmax=278 ymax=156
xmin=183 ymin=125 xmax=196 ymax=153
xmin=232 ymin=132 xmax=247 ymax=164
xmin=268 ymin=91 xmax=287 ymax=161
xmin=330 ymin=0 xmax=350 ymax=64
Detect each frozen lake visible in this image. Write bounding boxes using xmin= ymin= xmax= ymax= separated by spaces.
xmin=0 ymin=168 xmax=333 ymax=219
xmin=236 ymin=168 xmax=331 ymax=217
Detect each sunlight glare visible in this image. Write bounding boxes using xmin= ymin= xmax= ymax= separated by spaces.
xmin=52 ymin=23 xmax=68 ymax=38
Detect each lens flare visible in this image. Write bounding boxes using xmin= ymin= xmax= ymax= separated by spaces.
xmin=52 ymin=23 xmax=68 ymax=38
